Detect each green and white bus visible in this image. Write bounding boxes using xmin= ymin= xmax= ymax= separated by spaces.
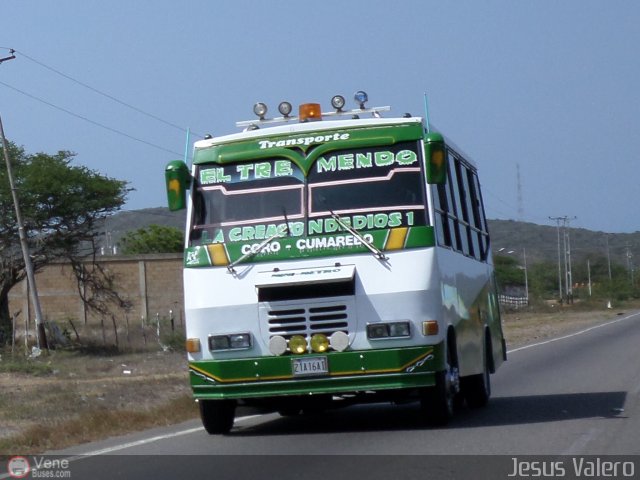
xmin=165 ymin=92 xmax=506 ymax=433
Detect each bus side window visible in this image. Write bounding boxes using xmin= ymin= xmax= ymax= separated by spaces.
xmin=434 ymin=183 xmax=452 ymax=247
xmin=458 ymin=163 xmax=481 ymax=260
xmin=448 ymin=156 xmax=469 ymax=256
xmin=469 ymin=172 xmax=490 ymax=261
xmin=444 ymin=154 xmax=461 ymax=252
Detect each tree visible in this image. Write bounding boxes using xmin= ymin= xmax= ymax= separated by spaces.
xmin=0 ymin=141 xmax=130 ymax=340
xmin=119 ymin=224 xmax=184 ymax=254
xmin=493 ymin=255 xmax=525 ymax=288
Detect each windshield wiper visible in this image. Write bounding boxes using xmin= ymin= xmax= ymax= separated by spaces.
xmin=227 ymin=210 xmax=291 ymax=275
xmin=329 ymin=211 xmax=388 ymax=261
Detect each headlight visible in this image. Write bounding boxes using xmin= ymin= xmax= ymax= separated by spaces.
xmin=229 ymin=333 xmax=252 ymax=349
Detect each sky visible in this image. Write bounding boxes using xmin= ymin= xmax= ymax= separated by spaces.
xmin=1 ymin=0 xmax=639 ymax=234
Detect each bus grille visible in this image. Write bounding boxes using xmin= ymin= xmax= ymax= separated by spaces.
xmin=267 ymin=304 xmax=349 ymax=339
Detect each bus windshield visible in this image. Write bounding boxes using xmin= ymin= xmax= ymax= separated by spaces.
xmin=189 ymin=141 xmax=427 ymax=246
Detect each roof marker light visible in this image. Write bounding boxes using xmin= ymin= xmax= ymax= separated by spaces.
xmin=299 ymin=103 xmax=322 ymax=122
xmin=253 ymin=102 xmax=268 ymax=120
xmin=354 ymin=90 xmax=368 ymax=109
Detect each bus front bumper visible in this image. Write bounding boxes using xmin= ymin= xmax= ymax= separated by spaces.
xmin=189 ymin=344 xmax=444 ymax=400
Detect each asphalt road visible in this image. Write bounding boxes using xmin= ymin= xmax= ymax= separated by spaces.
xmin=14 ymin=310 xmax=640 ymax=479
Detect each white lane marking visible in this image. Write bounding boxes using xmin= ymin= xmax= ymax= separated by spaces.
xmin=27 ymin=413 xmax=265 ymax=468
xmin=562 ymin=427 xmax=602 ymax=455
xmin=507 ymin=311 xmax=640 ymax=354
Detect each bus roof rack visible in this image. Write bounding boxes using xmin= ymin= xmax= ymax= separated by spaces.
xmin=236 ymin=105 xmax=391 ymax=129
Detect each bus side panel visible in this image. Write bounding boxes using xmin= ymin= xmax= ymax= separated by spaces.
xmin=434 ymin=246 xmax=502 ymax=377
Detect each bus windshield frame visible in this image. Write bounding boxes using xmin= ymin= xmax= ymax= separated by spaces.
xmin=189 ymin=140 xmax=428 ymax=246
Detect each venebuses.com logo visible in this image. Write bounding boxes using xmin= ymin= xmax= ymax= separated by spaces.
xmin=7 ymin=457 xmax=30 ymax=478
xmin=6 ymin=456 xmax=72 ymax=478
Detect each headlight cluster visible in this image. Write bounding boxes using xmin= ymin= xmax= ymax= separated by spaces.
xmin=208 ymin=333 xmax=252 ymax=351
xmin=366 ymin=321 xmax=411 ymax=340
xmin=268 ymin=331 xmax=349 ymax=356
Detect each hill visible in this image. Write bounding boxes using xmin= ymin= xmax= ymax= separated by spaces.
xmin=488 ymin=219 xmax=639 ymax=267
xmin=100 ymin=208 xmax=638 ymax=268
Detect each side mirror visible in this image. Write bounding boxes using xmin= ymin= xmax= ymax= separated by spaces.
xmin=424 ymin=132 xmax=447 ymax=185
xmin=165 ymin=160 xmax=191 ymax=211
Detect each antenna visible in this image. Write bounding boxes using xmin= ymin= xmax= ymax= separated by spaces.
xmin=516 ymin=163 xmax=524 ymax=221
xmin=423 ymin=93 xmax=431 ymax=133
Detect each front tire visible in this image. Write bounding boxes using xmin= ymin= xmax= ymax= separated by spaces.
xmin=199 ymin=399 xmax=236 ymax=434
xmin=462 ymin=337 xmax=491 ymax=408
xmin=421 ymin=348 xmax=460 ymax=426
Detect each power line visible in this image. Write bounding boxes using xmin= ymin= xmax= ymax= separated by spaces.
xmin=14 ymin=49 xmax=201 ymax=138
xmin=0 ymin=79 xmax=183 ymax=157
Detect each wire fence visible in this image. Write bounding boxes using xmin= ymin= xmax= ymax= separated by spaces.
xmin=498 ymin=294 xmax=529 ymax=309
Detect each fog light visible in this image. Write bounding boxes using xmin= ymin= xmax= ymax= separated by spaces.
xmin=269 ymin=335 xmax=287 ymax=356
xmin=331 ymin=94 xmax=346 ymax=112
xmin=186 ymin=338 xmax=201 ymax=353
xmin=289 ymin=335 xmax=307 ymax=354
xmin=253 ymin=102 xmax=268 ymax=120
xmin=329 ymin=331 xmax=349 ymax=352
xmin=278 ymin=101 xmax=292 ymax=117
xmin=310 ymin=334 xmax=329 ymax=353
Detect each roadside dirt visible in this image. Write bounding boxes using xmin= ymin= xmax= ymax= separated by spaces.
xmin=501 ymin=305 xmax=634 ymax=349
xmin=0 ymin=350 xmax=191 ymax=450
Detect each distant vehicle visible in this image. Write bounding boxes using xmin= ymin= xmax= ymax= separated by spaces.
xmin=165 ymin=92 xmax=506 ymax=433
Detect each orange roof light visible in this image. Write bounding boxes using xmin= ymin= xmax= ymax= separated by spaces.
xmin=299 ymin=103 xmax=322 ymax=122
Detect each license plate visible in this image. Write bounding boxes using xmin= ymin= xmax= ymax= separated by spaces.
xmin=292 ymin=356 xmax=329 ymax=377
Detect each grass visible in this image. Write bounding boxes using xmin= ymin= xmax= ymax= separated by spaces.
xmin=0 ymin=358 xmax=54 ymax=376
xmin=0 ymin=349 xmax=194 ymax=455
xmin=0 ymin=395 xmax=198 ymax=454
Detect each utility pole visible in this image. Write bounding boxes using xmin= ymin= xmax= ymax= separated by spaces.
xmin=564 ymin=217 xmax=576 ymax=304
xmin=549 ymin=216 xmax=564 ymax=303
xmin=0 ymin=51 xmax=48 ymax=350
xmin=626 ymin=244 xmax=635 ymax=287
xmin=523 ymin=247 xmax=529 ymax=304
xmin=549 ymin=216 xmax=576 ymax=304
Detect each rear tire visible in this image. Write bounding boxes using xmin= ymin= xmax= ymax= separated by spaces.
xmin=199 ymin=399 xmax=236 ymax=434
